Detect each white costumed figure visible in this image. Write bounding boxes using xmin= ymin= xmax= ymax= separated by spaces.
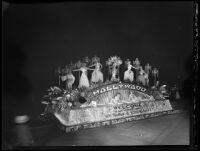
xmin=137 ymin=67 xmax=146 ymax=86
xmin=144 ymin=63 xmax=152 ymax=75
xmin=66 ymin=67 xmax=75 ymax=90
xmin=133 ymin=58 xmax=141 ymax=81
xmin=134 ymin=58 xmax=140 ymax=67
xmin=73 ymin=63 xmax=94 ymax=88
xmin=107 ymin=56 xmax=122 ymax=82
xmin=124 ymin=59 xmax=134 ymax=82
xmin=91 ymin=62 xmax=104 ymax=83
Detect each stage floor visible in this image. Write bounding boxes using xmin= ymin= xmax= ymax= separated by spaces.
xmin=30 ymin=111 xmax=189 ymax=146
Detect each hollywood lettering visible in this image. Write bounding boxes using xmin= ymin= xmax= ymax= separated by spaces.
xmin=92 ymin=83 xmax=147 ymax=96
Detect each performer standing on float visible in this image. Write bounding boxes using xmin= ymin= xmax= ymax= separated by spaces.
xmin=58 ymin=67 xmax=68 ymax=89
xmin=73 ymin=62 xmax=94 ymax=88
xmin=65 ymin=65 xmax=75 ymax=91
xmin=106 ymin=61 xmax=114 ymax=82
xmin=124 ymin=59 xmax=134 ymax=83
xmin=144 ymin=63 xmax=152 ymax=76
xmin=111 ymin=62 xmax=118 ymax=82
xmin=106 ymin=56 xmax=114 ymax=82
xmin=152 ymin=67 xmax=159 ymax=88
xmin=137 ymin=66 xmax=146 ymax=86
xmin=144 ymin=63 xmax=151 ymax=86
xmin=75 ymin=60 xmax=82 ymax=82
xmin=144 ymin=72 xmax=149 ymax=86
xmin=90 ymin=56 xmax=104 ymax=84
xmin=107 ymin=56 xmax=122 ymax=82
xmin=116 ymin=56 xmax=123 ymax=81
xmin=133 ymin=58 xmax=141 ymax=81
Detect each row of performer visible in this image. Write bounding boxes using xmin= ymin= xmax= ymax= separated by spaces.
xmin=55 ymin=56 xmax=159 ymax=90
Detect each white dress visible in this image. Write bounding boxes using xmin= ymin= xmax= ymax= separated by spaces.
xmin=124 ymin=64 xmax=134 ymax=82
xmin=91 ymin=63 xmax=103 ymax=83
xmin=79 ymin=67 xmax=90 ymax=88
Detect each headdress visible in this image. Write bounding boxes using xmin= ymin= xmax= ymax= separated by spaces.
xmin=107 ymin=55 xmax=122 ymax=66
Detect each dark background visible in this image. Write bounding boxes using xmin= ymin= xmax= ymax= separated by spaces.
xmin=2 ymin=2 xmax=193 ymax=128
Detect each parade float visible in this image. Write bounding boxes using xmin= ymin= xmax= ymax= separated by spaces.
xmin=40 ymin=56 xmax=175 ymax=133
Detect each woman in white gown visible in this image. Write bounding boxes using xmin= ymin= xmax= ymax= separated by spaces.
xmin=91 ymin=62 xmax=104 ymax=83
xmin=124 ymin=61 xmax=134 ymax=82
xmin=73 ymin=63 xmax=94 ymax=88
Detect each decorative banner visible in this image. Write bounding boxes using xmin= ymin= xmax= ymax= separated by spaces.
xmin=84 ymin=83 xmax=158 ymax=104
xmin=54 ymin=99 xmax=172 ymax=127
xmin=60 ymin=109 xmax=179 ymax=133
xmin=87 ymin=83 xmax=148 ymax=98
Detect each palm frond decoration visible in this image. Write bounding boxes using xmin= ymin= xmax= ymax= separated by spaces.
xmin=107 ymin=55 xmax=123 ymax=66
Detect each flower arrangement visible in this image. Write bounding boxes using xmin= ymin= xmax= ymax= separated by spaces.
xmin=41 ymin=86 xmax=80 ymax=112
xmin=41 ymin=86 xmax=64 ymax=103
xmin=106 ymin=55 xmax=123 ymax=66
